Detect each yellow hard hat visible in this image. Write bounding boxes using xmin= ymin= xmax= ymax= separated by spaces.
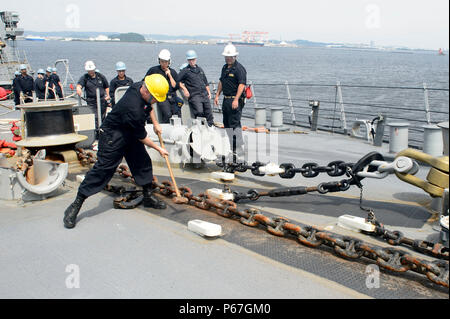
xmin=144 ymin=74 xmax=169 ymax=103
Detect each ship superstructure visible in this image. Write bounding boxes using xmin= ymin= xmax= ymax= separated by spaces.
xmin=0 ymin=11 xmax=31 ymax=89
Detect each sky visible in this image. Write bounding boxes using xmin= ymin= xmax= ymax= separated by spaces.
xmin=2 ymin=0 xmax=449 ymax=50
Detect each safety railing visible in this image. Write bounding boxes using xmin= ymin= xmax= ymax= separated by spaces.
xmin=209 ymin=81 xmax=449 ymax=149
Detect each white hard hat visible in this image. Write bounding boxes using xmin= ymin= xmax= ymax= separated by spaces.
xmin=158 ymin=49 xmax=171 ymax=61
xmin=222 ymin=44 xmax=239 ymax=57
xmin=115 ymin=61 xmax=126 ymax=71
xmin=84 ymin=60 xmax=96 ymax=71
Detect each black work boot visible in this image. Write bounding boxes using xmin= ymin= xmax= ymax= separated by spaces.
xmin=63 ymin=195 xmax=86 ymax=229
xmin=143 ymin=185 xmax=167 ymax=209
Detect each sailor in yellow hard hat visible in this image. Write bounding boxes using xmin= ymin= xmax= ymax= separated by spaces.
xmin=63 ymin=74 xmax=170 ymax=229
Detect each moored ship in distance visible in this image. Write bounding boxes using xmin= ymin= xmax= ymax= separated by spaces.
xmin=227 ymin=31 xmax=269 ymax=47
xmin=24 ymin=35 xmax=46 ymax=41
xmin=231 ymin=41 xmax=264 ymax=47
xmin=0 ymin=10 xmax=32 ymax=89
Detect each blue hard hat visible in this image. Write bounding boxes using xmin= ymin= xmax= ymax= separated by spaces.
xmin=20 ymin=64 xmax=27 ymax=70
xmin=46 ymin=67 xmax=52 ymax=73
xmin=180 ymin=63 xmax=188 ymax=71
xmin=186 ymin=50 xmax=198 ymax=60
xmin=175 ymin=96 xmax=184 ymax=107
xmin=37 ymin=69 xmax=45 ymax=74
xmin=115 ymin=61 xmax=126 ymax=71
xmin=52 ymin=67 xmax=57 ymax=72
xmin=15 ymin=71 xmax=21 ymax=76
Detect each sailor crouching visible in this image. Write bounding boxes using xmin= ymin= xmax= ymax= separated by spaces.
xmin=63 ymin=74 xmax=170 ymax=229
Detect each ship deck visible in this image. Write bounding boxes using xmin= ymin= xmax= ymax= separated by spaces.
xmin=0 ymin=101 xmax=448 ymax=299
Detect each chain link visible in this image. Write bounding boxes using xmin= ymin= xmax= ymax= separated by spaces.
xmin=364 ymin=213 xmax=449 ymax=260
xmin=145 ymin=177 xmax=449 ymax=288
xmin=217 ymin=160 xmax=355 ymax=179
xmin=103 ymin=160 xmax=449 ymax=288
xmin=232 ymin=179 xmax=354 ymax=203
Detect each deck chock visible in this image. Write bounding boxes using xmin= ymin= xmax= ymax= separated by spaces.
xmin=258 ymin=163 xmax=286 ymax=176
xmin=206 ymin=188 xmax=235 ymax=201
xmin=104 ymin=159 xmax=450 ymax=288
xmin=188 ymin=220 xmax=222 ymax=238
xmin=16 ymin=159 xmax=68 ymax=197
xmin=211 ymin=171 xmax=235 ymax=182
xmin=338 ymin=215 xmax=377 ymax=233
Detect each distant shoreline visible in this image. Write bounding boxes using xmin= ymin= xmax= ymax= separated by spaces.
xmin=16 ymin=39 xmax=446 ymax=55
xmin=21 ymin=31 xmax=448 ymax=53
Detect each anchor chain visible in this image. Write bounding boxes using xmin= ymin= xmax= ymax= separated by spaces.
xmin=231 ymin=179 xmax=353 ymax=203
xmin=101 ymin=159 xmax=449 ymax=288
xmin=75 ymin=148 xmax=97 ymax=166
xmin=217 ymin=159 xmax=355 ymax=179
xmin=116 ymin=177 xmax=447 ymax=289
xmin=364 ymin=213 xmax=449 ymax=260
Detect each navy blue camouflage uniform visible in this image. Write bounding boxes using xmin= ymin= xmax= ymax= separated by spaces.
xmin=178 ymin=64 xmax=214 ymax=126
xmin=77 ymin=82 xmax=154 ymax=198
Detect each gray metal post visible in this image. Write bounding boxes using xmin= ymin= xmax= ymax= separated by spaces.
xmin=438 ymin=122 xmax=449 ymax=156
xmin=422 ymin=124 xmax=443 ymax=157
xmin=423 ymin=83 xmax=431 ymax=125
xmin=387 ymin=122 xmax=410 ymax=153
xmin=96 ymin=88 xmax=102 ymax=128
xmin=252 ymin=82 xmax=266 ymax=127
xmin=270 ymin=106 xmax=288 ymax=132
xmin=210 ymin=82 xmax=216 ymax=107
xmin=251 ymin=81 xmax=258 ymax=109
xmin=310 ymin=100 xmax=320 ymax=131
xmin=373 ymin=114 xmax=387 ymax=147
xmin=44 ymin=82 xmax=49 ymax=102
xmin=270 ymin=106 xmax=284 ymax=128
xmin=254 ymin=106 xmax=266 ymax=127
xmin=336 ymin=81 xmax=347 ymax=133
xmin=53 ymin=84 xmax=59 ymax=101
xmin=285 ymin=81 xmax=296 ymax=124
